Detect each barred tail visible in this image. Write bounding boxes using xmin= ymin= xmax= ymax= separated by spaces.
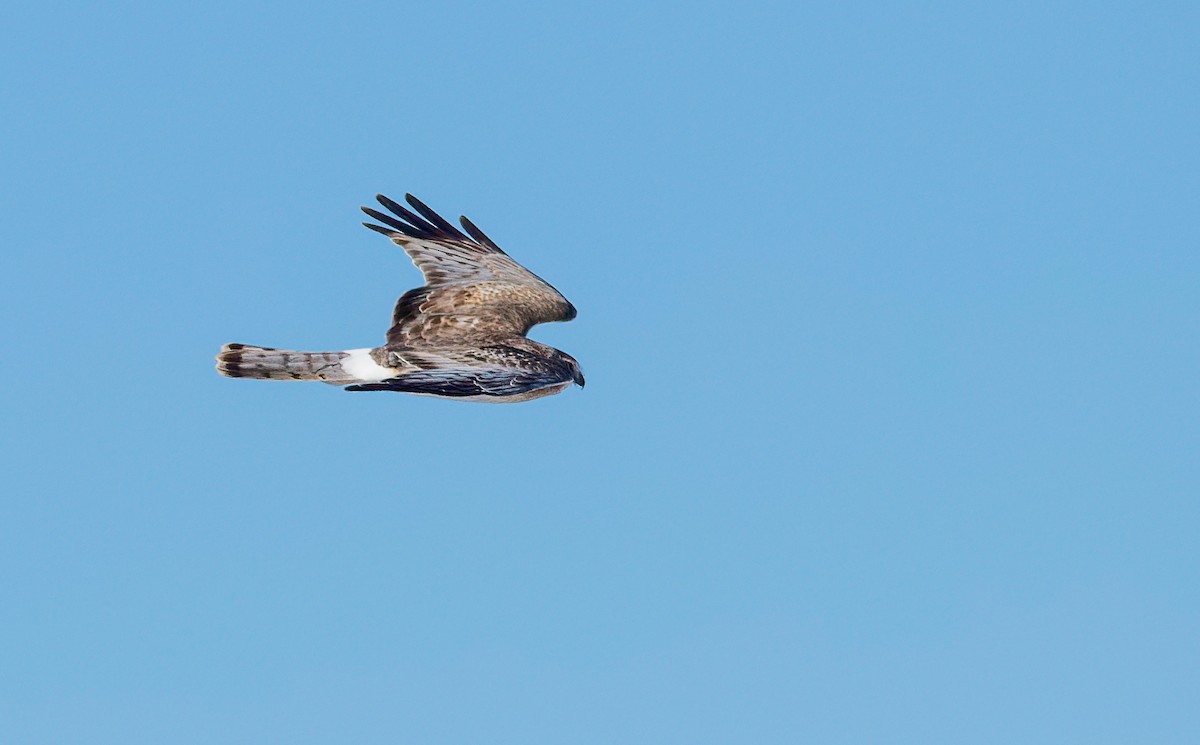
xmin=215 ymin=344 xmax=395 ymax=385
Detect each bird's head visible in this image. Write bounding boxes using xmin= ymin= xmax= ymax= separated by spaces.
xmin=560 ymin=352 xmax=585 ymax=388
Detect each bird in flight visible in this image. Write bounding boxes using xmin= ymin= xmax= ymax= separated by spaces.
xmin=216 ymin=193 xmax=584 ymax=402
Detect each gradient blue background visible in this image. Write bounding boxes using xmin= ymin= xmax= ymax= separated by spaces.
xmin=3 ymin=2 xmax=1197 ymax=743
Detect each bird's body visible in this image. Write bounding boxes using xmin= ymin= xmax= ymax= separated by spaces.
xmin=216 ymin=194 xmax=583 ymax=402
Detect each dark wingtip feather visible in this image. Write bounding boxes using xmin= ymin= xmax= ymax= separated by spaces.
xmin=362 ymin=221 xmax=404 ymax=239
xmin=362 ymin=206 xmax=426 ymax=237
xmin=376 ymin=193 xmax=439 ymax=237
xmin=458 ymin=215 xmax=505 ymax=253
xmin=404 ymin=193 xmax=469 ymax=241
xmin=369 ymin=192 xmax=504 ymax=251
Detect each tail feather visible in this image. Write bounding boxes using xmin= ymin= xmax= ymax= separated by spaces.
xmin=216 ymin=343 xmax=366 ymax=384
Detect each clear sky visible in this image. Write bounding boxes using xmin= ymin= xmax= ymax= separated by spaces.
xmin=2 ymin=2 xmax=1197 ymax=743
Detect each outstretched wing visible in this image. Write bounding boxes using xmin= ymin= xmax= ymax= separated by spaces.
xmin=361 ymin=194 xmax=576 ymax=346
xmin=344 ymin=344 xmax=573 ymax=399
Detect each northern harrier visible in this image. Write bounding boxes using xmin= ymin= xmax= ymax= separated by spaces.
xmin=216 ymin=193 xmax=584 ymax=402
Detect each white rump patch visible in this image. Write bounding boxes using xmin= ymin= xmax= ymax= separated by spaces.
xmin=341 ymin=348 xmax=395 ymax=382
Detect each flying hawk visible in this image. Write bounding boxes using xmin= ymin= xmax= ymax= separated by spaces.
xmin=216 ymin=193 xmax=584 ymax=402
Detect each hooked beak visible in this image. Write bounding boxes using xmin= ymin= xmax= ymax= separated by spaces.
xmin=573 ymin=369 xmax=586 ymax=388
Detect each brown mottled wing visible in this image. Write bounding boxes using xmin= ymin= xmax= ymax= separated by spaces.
xmin=361 ymin=194 xmax=576 ymax=347
xmin=344 ymin=345 xmax=573 ymax=397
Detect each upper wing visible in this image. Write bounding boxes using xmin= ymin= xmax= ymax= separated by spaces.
xmin=344 ymin=344 xmax=573 ymax=398
xmin=361 ymin=193 xmax=577 ymax=345
xmin=362 ymin=193 xmax=535 ymax=286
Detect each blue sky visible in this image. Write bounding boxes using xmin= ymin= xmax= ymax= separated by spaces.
xmin=2 ymin=2 xmax=1197 ymax=743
